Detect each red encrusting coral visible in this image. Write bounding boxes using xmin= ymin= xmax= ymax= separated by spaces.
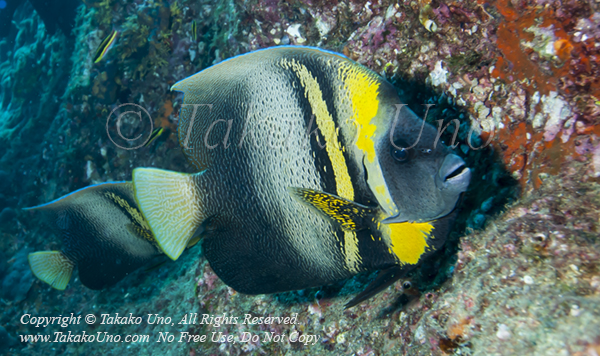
xmin=490 ymin=0 xmax=600 ymax=188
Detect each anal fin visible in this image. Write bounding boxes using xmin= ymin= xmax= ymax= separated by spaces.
xmin=288 ymin=188 xmax=377 ymax=231
xmin=28 ymin=251 xmax=74 ymax=290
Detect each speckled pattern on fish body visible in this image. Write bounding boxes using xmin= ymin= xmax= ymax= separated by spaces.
xmin=27 ymin=182 xmax=162 ymax=290
xmin=132 ymin=46 xmax=471 ymax=305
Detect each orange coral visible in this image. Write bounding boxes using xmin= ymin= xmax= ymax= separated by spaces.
xmin=447 ymin=315 xmax=472 ymax=340
xmin=487 ymin=0 xmax=600 ymax=188
xmin=158 ymin=99 xmax=174 ymax=128
xmin=494 ymin=0 xmax=570 ymax=95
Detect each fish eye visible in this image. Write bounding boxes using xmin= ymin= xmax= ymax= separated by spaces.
xmin=402 ymin=281 xmax=412 ymax=290
xmin=391 ymin=147 xmax=410 ymax=162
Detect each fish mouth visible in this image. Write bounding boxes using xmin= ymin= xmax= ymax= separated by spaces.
xmin=437 ymin=154 xmax=471 ymax=192
xmin=445 ymin=165 xmax=471 ymax=192
xmin=446 ymin=163 xmax=467 ymax=180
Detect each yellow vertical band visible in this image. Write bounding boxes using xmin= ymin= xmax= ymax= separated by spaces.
xmin=280 ymin=58 xmax=361 ymax=272
xmin=343 ymin=231 xmax=361 ymax=273
xmin=337 ymin=63 xmax=380 ymax=163
xmin=281 ymin=58 xmax=355 ymax=201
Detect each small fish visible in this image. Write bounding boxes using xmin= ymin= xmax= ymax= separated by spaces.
xmin=143 ymin=127 xmax=164 ymax=147
xmin=418 ymin=0 xmax=437 ymax=32
xmin=191 ymin=20 xmax=197 ymax=41
xmin=93 ymin=29 xmax=118 ymax=64
xmin=26 ymin=182 xmax=162 ymax=290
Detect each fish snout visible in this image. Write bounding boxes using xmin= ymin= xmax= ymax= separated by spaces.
xmin=437 ymin=154 xmax=471 ymax=192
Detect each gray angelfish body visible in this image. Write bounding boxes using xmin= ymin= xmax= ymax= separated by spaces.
xmin=132 ymin=46 xmax=471 ymax=305
xmin=26 ymin=182 xmax=162 ymax=290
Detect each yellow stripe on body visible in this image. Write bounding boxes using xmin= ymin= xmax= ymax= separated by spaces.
xmin=336 ymin=63 xmax=398 ymax=216
xmin=280 ymin=58 xmax=361 ymax=273
xmin=382 ymin=221 xmax=434 ymax=265
xmin=104 ymin=192 xmax=155 ymax=244
xmin=105 ymin=192 xmax=150 ymax=231
xmin=94 ymin=30 xmax=118 ymax=64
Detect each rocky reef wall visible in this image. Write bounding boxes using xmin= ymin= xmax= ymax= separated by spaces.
xmin=0 ymin=0 xmax=598 ymax=355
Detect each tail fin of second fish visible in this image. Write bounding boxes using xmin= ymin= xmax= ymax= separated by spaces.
xmin=132 ymin=168 xmax=206 ymax=261
xmin=28 ymin=251 xmax=74 ymax=290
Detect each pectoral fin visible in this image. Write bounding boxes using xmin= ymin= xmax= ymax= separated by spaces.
xmin=288 ymin=188 xmax=377 ymax=231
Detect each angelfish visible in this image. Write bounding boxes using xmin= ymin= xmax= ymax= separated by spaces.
xmin=130 ymin=46 xmax=471 ymax=307
xmin=26 ymin=182 xmax=164 ymax=290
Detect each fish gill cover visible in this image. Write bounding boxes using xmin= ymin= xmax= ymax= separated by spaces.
xmin=0 ymin=0 xmax=598 ymax=355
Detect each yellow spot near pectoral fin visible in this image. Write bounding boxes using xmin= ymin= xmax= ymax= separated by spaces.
xmin=288 ymin=188 xmax=371 ymax=273
xmin=385 ymin=222 xmax=434 ymax=265
xmin=28 ymin=251 xmax=74 ymax=290
xmin=288 ymin=188 xmax=375 ymax=231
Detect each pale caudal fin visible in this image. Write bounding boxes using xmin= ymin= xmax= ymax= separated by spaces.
xmin=132 ymin=168 xmax=206 ymax=260
xmin=28 ymin=251 xmax=74 ymax=290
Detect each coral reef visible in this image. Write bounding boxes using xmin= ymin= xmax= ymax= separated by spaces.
xmin=397 ymin=164 xmax=600 ymax=355
xmin=0 ymin=325 xmax=18 ymax=352
xmin=1 ymin=248 xmax=34 ymax=302
xmin=0 ymin=0 xmax=79 ymax=38
xmin=0 ymin=0 xmax=598 ymax=354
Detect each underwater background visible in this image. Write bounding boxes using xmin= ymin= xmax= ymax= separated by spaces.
xmin=0 ymin=0 xmax=599 ymax=355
